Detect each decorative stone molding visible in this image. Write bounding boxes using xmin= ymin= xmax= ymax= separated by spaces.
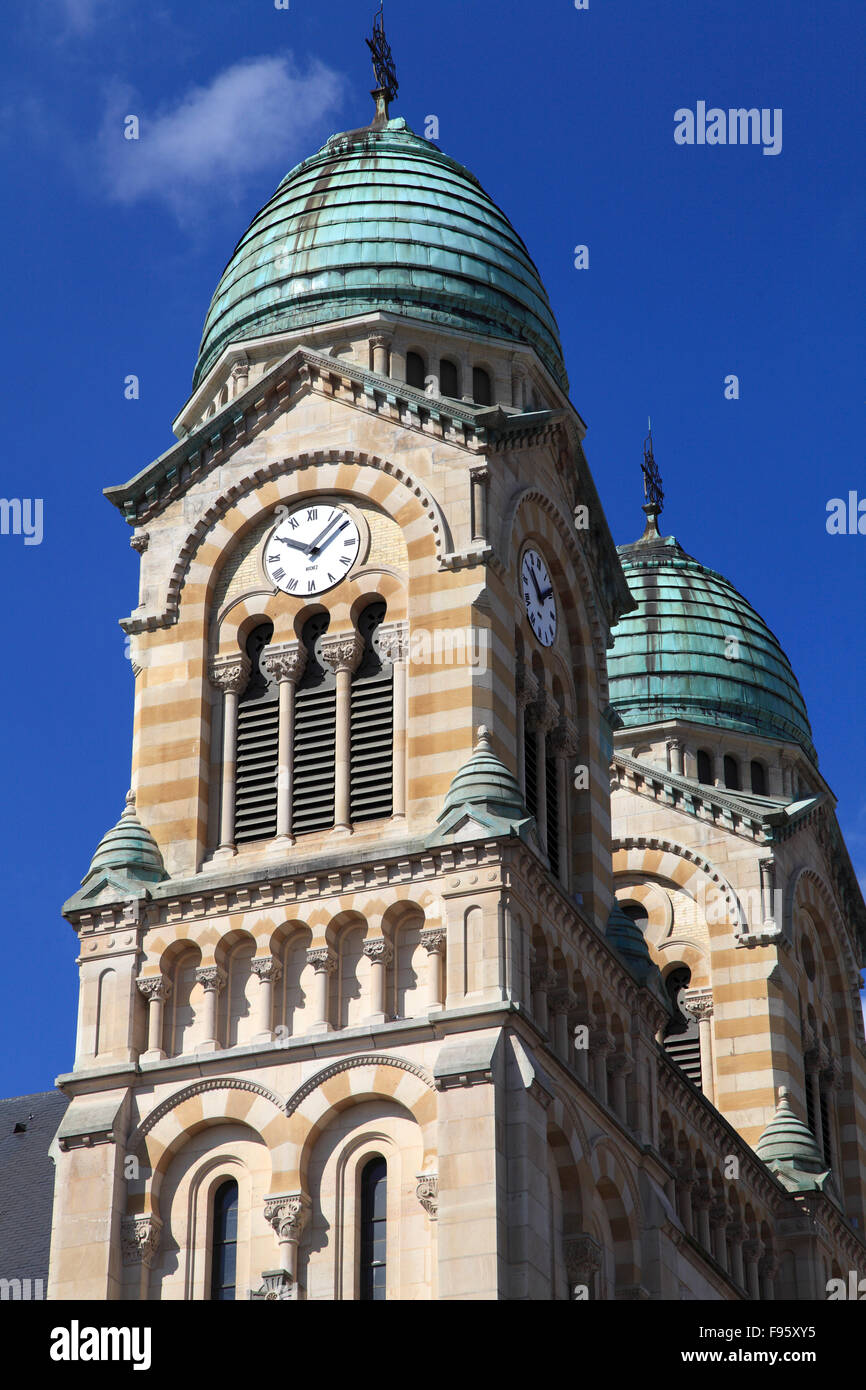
xmin=612 ymin=835 xmax=749 ymax=935
xmin=250 ymin=956 xmax=282 ymax=984
xmin=608 ymin=1050 xmax=634 ymax=1077
xmin=525 ymin=692 xmax=559 ymax=735
xmin=681 ymin=987 xmax=714 ymax=1023
xmin=305 ymin=947 xmax=337 ymax=975
xmin=129 ymin=531 xmax=150 ymax=554
xmin=230 ymin=358 xmax=250 ymax=382
xmin=516 ymin=667 xmax=540 ymax=711
xmin=362 ymin=938 xmax=394 ymax=965
xmin=262 ymin=641 xmax=306 ymax=684
xmin=285 ymin=1054 xmax=436 ymax=1117
xmin=550 ymin=717 xmax=580 ymax=758
xmin=129 ymin=1077 xmax=287 ymax=1148
xmin=121 ymin=1215 xmax=162 ymax=1268
xmin=195 ymin=965 xmax=226 ymax=993
xmin=249 ymin=1269 xmax=293 ymax=1301
xmin=136 ymin=975 xmax=171 ymax=1003
xmin=264 ymin=1193 xmax=311 ymax=1244
xmin=415 ymin=1173 xmax=439 ymax=1220
xmin=209 ymin=653 xmax=250 ymax=694
xmin=548 ymin=988 xmax=575 ymax=1017
xmin=320 ymin=631 xmax=365 ymax=675
xmin=374 ymin=620 xmax=409 ymax=663
xmin=419 ymin=927 xmax=446 ymax=955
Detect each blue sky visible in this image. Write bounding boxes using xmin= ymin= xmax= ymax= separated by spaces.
xmin=0 ymin=0 xmax=863 ymax=1095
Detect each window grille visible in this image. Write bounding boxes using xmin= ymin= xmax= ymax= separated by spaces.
xmin=235 ymin=623 xmax=278 ymax=845
xmin=350 ymin=602 xmax=393 ymax=823
xmin=292 ymin=613 xmax=336 ymax=835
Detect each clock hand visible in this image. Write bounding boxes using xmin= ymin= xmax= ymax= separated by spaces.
xmin=529 ymin=569 xmax=544 ymax=602
xmin=310 ymin=519 xmax=350 ymax=556
xmin=539 ymin=587 xmax=554 ymax=601
xmin=276 ymin=535 xmax=310 ymax=553
xmin=307 ymin=513 xmax=345 ymax=553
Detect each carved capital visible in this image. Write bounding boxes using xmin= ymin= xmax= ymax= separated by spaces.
xmin=374 ymin=620 xmax=409 ymax=664
xmin=306 ymin=947 xmax=337 ymax=975
xmin=681 ymin=987 xmax=714 ymax=1022
xmin=262 ymin=641 xmax=306 ymax=685
xmin=563 ymin=1233 xmax=602 ymax=1284
xmin=548 ymin=987 xmax=575 ymax=1017
xmin=210 ymin=653 xmax=250 ymax=694
xmin=264 ymin=1193 xmax=311 ymax=1244
xmin=129 ymin=531 xmax=150 ymax=554
xmin=251 ymin=956 xmax=282 ymax=984
xmin=709 ymin=1202 xmax=729 ymax=1230
xmin=516 ymin=669 xmax=540 ymax=711
xmin=742 ymin=1238 xmax=764 ymax=1264
xmin=369 ymin=331 xmax=392 ymax=350
xmin=608 ymin=1050 xmax=633 ymax=1077
xmin=550 ymin=717 xmax=580 ymax=758
xmin=231 ymin=357 xmax=250 ymax=380
xmin=589 ymin=1028 xmax=614 ymax=1056
xmin=469 ymin=466 xmax=489 ymax=486
xmin=136 ymin=975 xmax=171 ymax=1004
xmin=759 ymin=1253 xmax=780 ymax=1280
xmin=419 ymin=927 xmax=446 ymax=956
xmin=320 ymin=631 xmax=365 ymax=675
xmin=195 ymin=965 xmax=226 ymax=994
xmin=363 ymin=938 xmax=394 ymax=966
xmin=526 ymin=693 xmax=558 ymax=735
xmin=121 ymin=1215 xmax=162 ymax=1268
xmin=415 ymin=1173 xmax=439 ymax=1220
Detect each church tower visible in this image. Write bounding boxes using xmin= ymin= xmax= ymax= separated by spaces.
xmin=48 ymin=25 xmax=866 ymax=1302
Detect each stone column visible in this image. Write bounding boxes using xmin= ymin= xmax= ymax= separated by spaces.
xmin=609 ymin=1052 xmax=633 ymax=1125
xmin=550 ymin=718 xmax=579 ymax=888
xmin=251 ymin=956 xmax=282 ymax=1043
xmin=710 ymin=1204 xmax=729 ymax=1271
xmin=210 ymin=654 xmax=251 ymax=856
xmin=683 ymin=988 xmax=715 ymax=1104
xmin=470 ymin=466 xmax=489 ymax=544
xmin=370 ymin=332 xmax=391 ymax=376
xmin=676 ymin=1172 xmax=695 ymax=1238
xmin=667 ymin=738 xmax=685 ymax=776
xmin=590 ymin=1028 xmax=613 ymax=1105
xmin=320 ymin=632 xmax=365 ymax=833
xmin=262 ymin=641 xmax=307 ymax=845
xmin=530 ymin=964 xmax=550 ymax=1032
xmin=230 ymin=357 xmax=250 ymax=399
xmin=194 ymin=965 xmax=226 ymax=1052
xmin=759 ymin=1253 xmax=779 ymax=1301
xmin=729 ymin=1221 xmax=746 ymax=1289
xmin=713 ymin=750 xmax=726 ymax=788
xmin=743 ymin=1239 xmax=763 ymax=1300
xmin=420 ymin=928 xmax=446 ymax=1012
xmin=375 ymin=622 xmax=409 ymax=820
xmin=693 ymin=1187 xmax=712 ymax=1250
xmin=363 ymin=938 xmax=393 ymax=1023
xmin=572 ymin=1016 xmax=590 ymax=1085
xmin=136 ymin=976 xmax=171 ymax=1061
xmin=264 ymin=1193 xmax=311 ymax=1287
xmin=759 ymin=858 xmax=777 ymax=928
xmin=548 ymin=989 xmax=573 ymax=1061
xmin=306 ymin=948 xmax=336 ymax=1032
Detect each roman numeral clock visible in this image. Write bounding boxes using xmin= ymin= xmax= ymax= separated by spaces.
xmin=264 ymin=501 xmax=362 ymax=596
xmin=521 ymin=546 xmax=557 ymax=647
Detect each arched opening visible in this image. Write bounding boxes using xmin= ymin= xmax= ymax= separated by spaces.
xmin=439 ymin=358 xmax=459 ymax=398
xmin=359 ymin=1156 xmax=387 ymax=1300
xmin=750 ymin=760 xmax=767 ymax=795
xmin=406 ymin=351 xmax=426 ymax=389
xmin=472 ymin=366 xmax=492 ymax=405
xmin=696 ymin=749 xmax=713 ymax=785
xmin=210 ymin=1179 xmax=239 ymax=1301
xmin=662 ymin=965 xmax=702 ymax=1089
xmin=723 ymin=754 xmax=740 ymax=791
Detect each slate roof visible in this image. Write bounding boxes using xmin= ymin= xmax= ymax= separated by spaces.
xmin=0 ymin=1089 xmax=68 ymax=1287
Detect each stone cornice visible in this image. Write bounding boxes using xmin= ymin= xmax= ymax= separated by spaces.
xmin=612 ymin=751 xmax=794 ymax=842
xmin=105 ymin=347 xmax=579 ymax=528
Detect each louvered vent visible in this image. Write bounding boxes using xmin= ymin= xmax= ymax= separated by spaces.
xmin=292 ymin=683 xmax=336 ymax=835
xmin=664 ymin=1030 xmax=702 ymax=1089
xmin=350 ymin=600 xmax=393 ymax=824
xmin=545 ymin=755 xmax=560 ymax=877
xmin=524 ymin=710 xmax=538 ymax=818
xmin=234 ymin=622 xmax=278 ymax=846
xmin=820 ymin=1088 xmax=832 ymax=1166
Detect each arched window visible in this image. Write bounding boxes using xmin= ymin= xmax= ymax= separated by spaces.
xmin=723 ymin=755 xmax=740 ymax=790
xmin=350 ymin=601 xmax=393 ymax=823
xmin=359 ymin=1156 xmax=387 ymax=1300
xmin=210 ymin=1179 xmax=239 ymax=1301
xmin=696 ymin=749 xmax=713 ymax=785
xmin=439 ymin=358 xmax=459 ymax=398
xmin=234 ymin=622 xmax=278 ymax=844
xmin=472 ymin=366 xmax=492 ymax=405
xmin=750 ymin=760 xmax=767 ymax=795
xmin=406 ymin=351 xmax=426 ymax=389
xmin=620 ymin=901 xmax=649 ymax=932
xmin=662 ymin=966 xmax=702 ymax=1090
xmin=293 ymin=613 xmax=336 ymax=834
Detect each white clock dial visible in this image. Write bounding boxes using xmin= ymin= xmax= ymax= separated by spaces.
xmin=521 ymin=547 xmax=557 ymax=647
xmin=264 ymin=502 xmax=361 ymax=597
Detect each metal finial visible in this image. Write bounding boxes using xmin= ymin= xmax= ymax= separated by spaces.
xmin=366 ymin=3 xmax=399 ymax=125
xmin=641 ymin=419 xmax=664 ymax=513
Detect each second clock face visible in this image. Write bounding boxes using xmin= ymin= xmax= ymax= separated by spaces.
xmin=521 ymin=547 xmax=557 ymax=647
xmin=264 ymin=502 xmax=361 ymax=596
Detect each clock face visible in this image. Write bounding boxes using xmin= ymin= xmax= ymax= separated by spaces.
xmin=521 ymin=547 xmax=557 ymax=647
xmin=264 ymin=502 xmax=361 ymax=597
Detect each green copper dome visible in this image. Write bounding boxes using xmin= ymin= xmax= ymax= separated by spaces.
xmin=608 ymin=517 xmax=816 ymax=764
xmin=755 ymin=1087 xmax=825 ymax=1170
xmin=440 ymin=726 xmax=529 ymax=823
xmin=83 ymin=792 xmax=167 ymax=887
xmin=193 ymin=118 xmax=567 ymax=393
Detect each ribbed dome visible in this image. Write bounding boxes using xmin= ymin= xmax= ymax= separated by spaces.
xmin=193 ymin=117 xmax=567 ymax=393
xmin=84 ymin=792 xmax=167 ymax=886
xmin=440 ymin=726 xmax=528 ymax=823
xmin=755 ymin=1087 xmax=825 ymax=1171
xmin=608 ymin=520 xmax=816 ymax=764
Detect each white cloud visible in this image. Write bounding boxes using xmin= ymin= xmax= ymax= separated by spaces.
xmin=98 ymin=55 xmax=344 ymax=220
xmin=59 ymin=0 xmax=111 ymax=31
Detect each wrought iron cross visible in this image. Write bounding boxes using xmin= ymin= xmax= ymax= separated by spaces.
xmin=367 ymin=4 xmax=399 ymax=107
xmin=642 ymin=418 xmax=664 ymax=512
